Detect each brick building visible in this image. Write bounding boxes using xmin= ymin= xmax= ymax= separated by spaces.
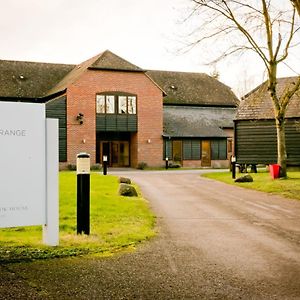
xmin=0 ymin=50 xmax=239 ymax=168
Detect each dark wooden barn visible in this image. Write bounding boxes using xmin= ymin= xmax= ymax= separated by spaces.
xmin=235 ymin=77 xmax=300 ymax=166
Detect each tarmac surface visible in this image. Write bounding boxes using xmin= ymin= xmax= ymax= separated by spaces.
xmin=1 ymin=169 xmax=300 ymax=299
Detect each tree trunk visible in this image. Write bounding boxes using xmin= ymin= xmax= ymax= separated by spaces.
xmin=275 ymin=114 xmax=287 ymax=177
xmin=291 ymin=0 xmax=300 ymax=16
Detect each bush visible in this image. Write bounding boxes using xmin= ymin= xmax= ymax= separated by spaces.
xmin=169 ymin=162 xmax=181 ymax=168
xmin=67 ymin=164 xmax=76 ymax=171
xmin=90 ymin=164 xmax=101 ymax=171
xmin=137 ymin=162 xmax=148 ymax=170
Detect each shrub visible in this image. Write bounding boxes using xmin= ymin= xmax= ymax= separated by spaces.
xmin=137 ymin=162 xmax=148 ymax=170
xmin=67 ymin=164 xmax=76 ymax=171
xmin=90 ymin=164 xmax=101 ymax=171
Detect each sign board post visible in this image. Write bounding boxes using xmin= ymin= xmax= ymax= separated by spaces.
xmin=43 ymin=119 xmax=59 ymax=246
xmin=77 ymin=153 xmax=90 ymax=235
xmin=0 ymin=102 xmax=59 ymax=246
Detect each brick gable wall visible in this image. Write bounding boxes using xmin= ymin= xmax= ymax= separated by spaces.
xmin=66 ymin=69 xmax=163 ymax=167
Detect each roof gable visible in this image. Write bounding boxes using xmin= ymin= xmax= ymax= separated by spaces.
xmin=47 ymin=50 xmax=144 ymax=96
xmin=89 ymin=50 xmax=143 ymax=72
xmin=236 ymin=77 xmax=300 ymax=120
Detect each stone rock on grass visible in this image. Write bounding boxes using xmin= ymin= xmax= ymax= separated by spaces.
xmin=119 ymin=177 xmax=131 ymax=184
xmin=118 ymin=183 xmax=138 ymax=197
xmin=234 ymin=174 xmax=254 ymax=183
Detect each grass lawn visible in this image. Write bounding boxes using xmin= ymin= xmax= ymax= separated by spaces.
xmin=0 ymin=172 xmax=156 ymax=263
xmin=202 ymin=170 xmax=300 ymax=201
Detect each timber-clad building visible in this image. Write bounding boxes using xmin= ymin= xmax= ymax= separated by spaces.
xmin=235 ymin=77 xmax=300 ymax=166
xmin=0 ymin=50 xmax=239 ymax=168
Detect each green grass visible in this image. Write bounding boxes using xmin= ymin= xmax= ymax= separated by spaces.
xmin=202 ymin=170 xmax=300 ymax=200
xmin=0 ymin=172 xmax=156 ymax=263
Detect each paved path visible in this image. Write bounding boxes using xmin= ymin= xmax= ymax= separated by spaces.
xmin=1 ymin=170 xmax=300 ymax=299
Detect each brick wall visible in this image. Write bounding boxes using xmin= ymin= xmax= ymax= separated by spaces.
xmin=66 ymin=69 xmax=163 ymax=167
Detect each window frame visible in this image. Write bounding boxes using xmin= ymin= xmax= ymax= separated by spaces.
xmin=96 ymin=93 xmax=137 ymax=115
xmin=211 ymin=139 xmax=227 ymax=160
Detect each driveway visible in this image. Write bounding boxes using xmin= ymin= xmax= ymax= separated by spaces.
xmin=1 ymin=170 xmax=300 ymax=299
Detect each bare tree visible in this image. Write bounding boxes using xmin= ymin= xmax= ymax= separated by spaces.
xmin=184 ymin=0 xmax=300 ymax=177
xmin=291 ymin=0 xmax=300 ymax=15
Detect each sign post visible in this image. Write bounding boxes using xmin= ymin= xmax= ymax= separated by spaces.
xmin=77 ymin=153 xmax=90 ymax=235
xmin=0 ymin=101 xmax=59 ymax=246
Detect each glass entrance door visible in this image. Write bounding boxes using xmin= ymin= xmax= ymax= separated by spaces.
xmin=100 ymin=141 xmax=130 ymax=167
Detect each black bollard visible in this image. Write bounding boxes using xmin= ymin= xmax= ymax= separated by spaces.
xmin=103 ymin=155 xmax=108 ymax=175
xmin=165 ymin=157 xmax=169 ymax=170
xmin=76 ymin=153 xmax=90 ymax=235
xmin=231 ymin=156 xmax=236 ymax=179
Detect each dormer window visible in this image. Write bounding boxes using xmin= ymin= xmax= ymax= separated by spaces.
xmin=96 ymin=93 xmax=136 ymax=115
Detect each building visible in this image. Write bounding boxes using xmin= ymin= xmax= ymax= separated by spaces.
xmin=0 ymin=50 xmax=238 ymax=168
xmin=235 ymin=77 xmax=300 ymax=166
xmin=147 ymin=70 xmax=238 ymax=168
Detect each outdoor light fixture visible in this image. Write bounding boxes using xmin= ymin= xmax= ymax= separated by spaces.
xmin=76 ymin=113 xmax=84 ymax=125
xmin=147 ymin=139 xmax=151 ymax=143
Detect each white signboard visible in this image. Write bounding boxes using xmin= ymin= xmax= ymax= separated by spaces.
xmin=0 ymin=102 xmax=46 ymax=227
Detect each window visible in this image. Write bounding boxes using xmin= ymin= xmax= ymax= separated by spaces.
xmin=183 ymin=140 xmax=201 ymax=160
xmin=106 ymin=95 xmax=115 ymax=114
xmin=118 ymin=96 xmax=127 ymax=114
xmin=128 ymin=96 xmax=136 ymax=114
xmin=96 ymin=95 xmax=115 ymax=114
xmin=96 ymin=94 xmax=137 ymax=115
xmin=211 ymin=139 xmax=227 ymax=160
xmin=164 ymin=139 xmax=173 ymax=159
xmin=96 ymin=95 xmax=105 ymax=114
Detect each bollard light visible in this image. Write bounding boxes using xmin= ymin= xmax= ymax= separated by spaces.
xmin=76 ymin=153 xmax=90 ymax=235
xmin=103 ymin=155 xmax=108 ymax=175
xmin=165 ymin=157 xmax=169 ymax=170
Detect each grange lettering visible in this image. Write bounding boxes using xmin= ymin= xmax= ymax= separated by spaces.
xmin=0 ymin=129 xmax=26 ymax=136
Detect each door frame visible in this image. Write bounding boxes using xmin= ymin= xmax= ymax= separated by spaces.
xmin=100 ymin=141 xmax=130 ymax=167
xmin=201 ymin=140 xmax=211 ymax=167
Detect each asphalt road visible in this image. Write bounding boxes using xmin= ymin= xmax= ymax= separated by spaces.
xmin=1 ymin=170 xmax=300 ymax=299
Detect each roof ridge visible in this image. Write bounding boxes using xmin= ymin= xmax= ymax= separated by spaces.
xmin=0 ymin=58 xmax=75 ymax=68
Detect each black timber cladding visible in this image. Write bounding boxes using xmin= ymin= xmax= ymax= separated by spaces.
xmin=235 ymin=119 xmax=300 ymax=165
xmin=46 ymin=95 xmax=67 ymax=162
xmin=96 ymin=115 xmax=137 ymax=132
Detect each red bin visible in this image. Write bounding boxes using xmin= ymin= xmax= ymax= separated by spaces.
xmin=269 ymin=164 xmax=280 ymax=179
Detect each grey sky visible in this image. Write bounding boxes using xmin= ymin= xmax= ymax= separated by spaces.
xmin=0 ymin=0 xmax=299 ymax=96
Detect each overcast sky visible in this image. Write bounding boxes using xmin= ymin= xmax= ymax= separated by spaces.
xmin=0 ymin=0 xmax=299 ymax=96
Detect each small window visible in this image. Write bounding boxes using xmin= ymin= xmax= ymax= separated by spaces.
xmin=106 ymin=95 xmax=115 ymax=114
xmin=128 ymin=96 xmax=136 ymax=114
xmin=183 ymin=140 xmax=200 ymax=160
xmin=118 ymin=96 xmax=127 ymax=114
xmin=164 ymin=139 xmax=173 ymax=159
xmin=211 ymin=139 xmax=227 ymax=160
xmin=96 ymin=95 xmax=105 ymax=114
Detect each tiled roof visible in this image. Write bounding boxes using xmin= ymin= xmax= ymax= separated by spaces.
xmin=0 ymin=59 xmax=74 ymax=99
xmin=236 ymin=77 xmax=300 ymax=120
xmin=89 ymin=50 xmax=143 ymax=72
xmin=0 ymin=51 xmax=240 ymax=108
xmin=163 ymin=106 xmax=236 ymax=137
xmin=147 ymin=70 xmax=239 ymax=107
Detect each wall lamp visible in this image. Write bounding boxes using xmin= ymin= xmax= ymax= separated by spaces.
xmin=76 ymin=113 xmax=84 ymax=125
